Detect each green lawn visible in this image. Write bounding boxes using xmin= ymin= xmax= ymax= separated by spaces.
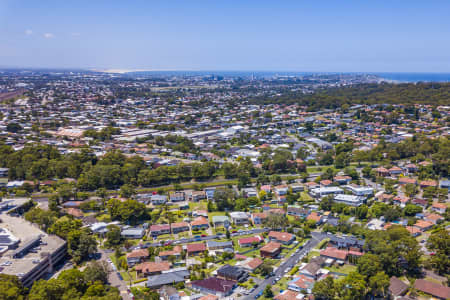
xmin=325 ymin=264 xmax=357 ymax=275
xmin=299 ymin=192 xmax=314 ymax=202
xmin=120 ymin=271 xmax=137 ymax=283
xmin=307 ymin=250 xmax=320 ymax=260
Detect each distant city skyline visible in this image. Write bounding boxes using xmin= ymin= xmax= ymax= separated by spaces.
xmin=1 ymin=0 xmax=450 ymax=72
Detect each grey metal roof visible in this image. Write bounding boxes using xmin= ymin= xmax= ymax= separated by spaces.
xmin=146 ymin=270 xmax=189 ymax=288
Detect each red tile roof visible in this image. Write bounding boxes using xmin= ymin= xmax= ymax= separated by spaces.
xmin=320 ymin=247 xmax=348 ymax=260
xmin=135 ymin=261 xmax=171 ymax=273
xmin=260 ymin=242 xmax=282 ymax=253
xmin=187 ymin=243 xmax=206 ymax=253
xmin=191 ymin=277 xmax=235 ymax=293
xmin=269 ymin=231 xmax=294 ymax=242
xmin=413 ymin=279 xmax=450 ymax=299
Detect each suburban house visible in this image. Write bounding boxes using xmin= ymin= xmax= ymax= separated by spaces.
xmin=424 ymin=213 xmax=444 ymax=224
xmin=274 ymin=185 xmax=289 ymax=196
xmin=229 ymin=212 xmax=249 ymax=225
xmin=388 ymin=166 xmax=403 ymax=176
xmin=146 ymin=268 xmax=190 ymax=289
xmin=135 ymin=261 xmax=171 ymax=277
xmin=260 ymin=242 xmax=282 ymax=258
xmin=251 ymin=212 xmax=267 ymax=225
xmin=413 ymin=279 xmax=450 ymax=300
xmin=186 ymin=243 xmax=206 ymax=256
xmin=191 ymin=216 xmax=209 ymax=230
xmin=158 ymin=246 xmax=182 ymax=261
xmin=191 ymin=191 xmax=206 ymax=201
xmin=393 ymin=196 xmax=409 ymax=207
xmin=306 ymin=212 xmax=323 ymax=224
xmin=217 ymin=264 xmax=249 ymax=282
xmin=171 ymin=222 xmax=190 ymax=234
xmin=150 ymin=224 xmax=171 ymax=236
xmin=431 ymin=202 xmax=447 ymax=214
xmin=412 ymin=198 xmax=428 ymax=209
xmin=398 ymin=177 xmax=417 ymax=185
xmin=389 ymin=276 xmax=409 ymax=299
xmin=151 ymin=194 xmax=167 ymax=205
xmin=333 ymin=175 xmax=352 ymax=185
xmin=121 ymin=227 xmax=145 ymax=239
xmin=404 ymin=163 xmax=418 ymax=173
xmin=268 ymin=231 xmax=295 ymax=245
xmin=419 ymin=180 xmax=438 ymax=189
xmin=238 ymin=236 xmax=263 ymax=248
xmin=291 ymin=184 xmax=304 ymax=193
xmin=206 ymin=241 xmax=233 ymax=251
xmin=190 ymin=277 xmax=236 ymax=297
xmin=287 ymin=206 xmax=309 ymax=218
xmin=414 ymin=220 xmax=434 ymax=231
xmin=126 ymin=249 xmax=149 ymax=266
xmin=320 ymin=247 xmax=348 ymax=263
xmin=243 ymin=188 xmax=257 ymax=198
xmin=328 ymin=235 xmax=365 ymax=250
xmin=240 ymin=258 xmax=263 ymax=271
xmin=212 ymin=215 xmax=230 ymax=228
xmin=287 ymin=275 xmax=315 ymax=293
xmin=169 ymin=192 xmax=185 ymax=202
xmin=298 ymin=262 xmax=323 ymax=280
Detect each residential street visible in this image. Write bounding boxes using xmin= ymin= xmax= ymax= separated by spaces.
xmin=245 ymin=232 xmax=328 ymax=300
xmin=98 ymin=249 xmax=131 ymax=300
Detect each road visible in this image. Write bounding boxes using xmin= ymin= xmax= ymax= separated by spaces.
xmin=245 ymin=232 xmax=328 ymax=300
xmin=98 ymin=249 xmax=131 ymax=300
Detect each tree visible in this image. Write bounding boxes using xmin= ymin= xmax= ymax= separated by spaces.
xmin=426 ymin=229 xmax=450 ymax=275
xmin=403 ymin=204 xmax=422 ymax=216
xmin=257 ymin=261 xmax=273 ymax=276
xmin=0 ymin=274 xmax=25 ymax=300
xmin=319 ymin=151 xmax=334 ymax=165
xmin=336 ymin=271 xmax=367 ymax=300
xmin=119 ymin=183 xmax=136 ymax=198
xmin=84 ymin=261 xmax=109 ymax=284
xmin=28 ymin=279 xmax=65 ymax=300
xmin=58 ymin=269 xmax=87 ymax=293
xmin=48 ymin=216 xmax=82 ymax=239
xmin=404 ymin=183 xmax=418 ymax=197
xmin=362 ymin=165 xmax=372 ymax=178
xmin=334 ymin=152 xmax=350 ymax=169
xmin=6 ymin=123 xmax=22 ymax=133
xmin=105 ymin=225 xmax=122 ymax=247
xmin=369 ymin=271 xmax=389 ymax=297
xmin=320 ymin=195 xmax=334 ymax=211
xmin=237 ymin=171 xmax=251 ymax=190
xmin=263 ymin=285 xmax=273 ymax=298
xmin=357 ymin=254 xmax=382 ymax=279
xmin=214 ymin=187 xmax=235 ymax=211
xmin=263 ymin=213 xmax=288 ymax=230
xmin=313 ymin=276 xmax=335 ymax=299
xmin=67 ymin=229 xmax=97 ymax=264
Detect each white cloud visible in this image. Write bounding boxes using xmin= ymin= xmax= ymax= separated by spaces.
xmin=43 ymin=33 xmax=54 ymax=39
xmin=25 ymin=29 xmax=33 ymax=35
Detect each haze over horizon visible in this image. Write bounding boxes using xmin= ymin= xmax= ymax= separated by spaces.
xmin=1 ymin=0 xmax=450 ymax=72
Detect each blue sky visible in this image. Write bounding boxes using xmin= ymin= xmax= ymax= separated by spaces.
xmin=1 ymin=0 xmax=450 ymax=72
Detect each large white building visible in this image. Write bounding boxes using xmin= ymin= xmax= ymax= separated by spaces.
xmin=344 ymin=185 xmax=374 ymax=196
xmin=333 ymin=194 xmax=365 ymax=207
xmin=309 ymin=187 xmax=343 ymax=198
